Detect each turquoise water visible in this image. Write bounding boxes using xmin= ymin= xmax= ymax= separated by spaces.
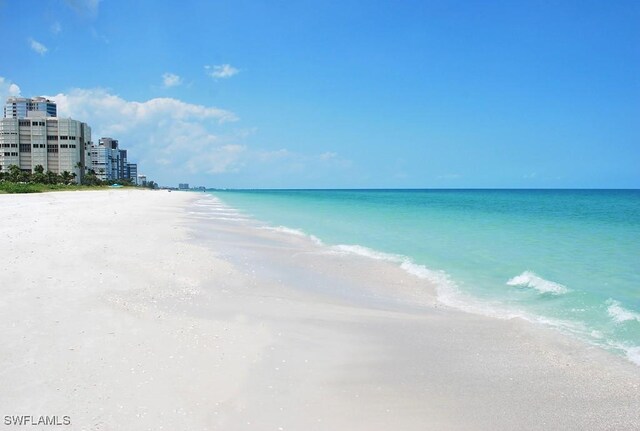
xmin=209 ymin=189 xmax=640 ymax=365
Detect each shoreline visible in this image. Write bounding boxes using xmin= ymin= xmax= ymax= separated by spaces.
xmin=1 ymin=190 xmax=638 ymax=430
xmin=208 ymin=189 xmax=640 ymax=368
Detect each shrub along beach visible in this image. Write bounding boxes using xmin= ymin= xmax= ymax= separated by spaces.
xmin=0 ymin=164 xmax=156 ymax=193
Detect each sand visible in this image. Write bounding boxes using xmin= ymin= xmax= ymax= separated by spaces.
xmin=0 ymin=189 xmax=638 ymax=430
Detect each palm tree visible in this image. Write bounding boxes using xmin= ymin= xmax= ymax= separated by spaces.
xmin=33 ymin=165 xmax=46 ymax=184
xmin=7 ymin=164 xmax=21 ymax=182
xmin=45 ymin=170 xmax=60 ymax=185
xmin=61 ymin=171 xmax=73 ymax=185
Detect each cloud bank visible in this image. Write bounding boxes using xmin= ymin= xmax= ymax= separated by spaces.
xmin=45 ymin=88 xmax=243 ymax=180
xmin=1 ymin=75 xmax=351 ymax=186
xmin=11 ymin=83 xmax=350 ymax=186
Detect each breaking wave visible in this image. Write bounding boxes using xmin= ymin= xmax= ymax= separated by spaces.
xmin=506 ymin=271 xmax=569 ymax=295
xmin=606 ymin=299 xmax=640 ymax=323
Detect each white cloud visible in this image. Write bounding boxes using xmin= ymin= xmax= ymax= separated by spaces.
xmin=29 ymin=38 xmax=48 ymax=55
xmin=205 ymin=64 xmax=240 ymax=79
xmin=31 ymin=86 xmax=351 ymax=186
xmin=162 ymin=73 xmax=182 ymax=88
xmin=65 ymin=0 xmax=101 ymax=17
xmin=45 ymin=88 xmax=244 ymax=182
xmin=319 ymin=151 xmax=337 ymax=161
xmin=0 ymin=77 xmax=22 ymax=103
xmin=51 ymin=88 xmax=237 ymax=125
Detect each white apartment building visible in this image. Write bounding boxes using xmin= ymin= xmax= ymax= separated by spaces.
xmin=0 ymin=112 xmax=91 ymax=182
xmin=1 ymin=97 xmax=139 ymax=185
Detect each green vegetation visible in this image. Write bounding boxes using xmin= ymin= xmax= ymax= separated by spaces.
xmin=0 ymin=182 xmax=105 ymax=194
xmin=0 ymin=164 xmax=157 ymax=194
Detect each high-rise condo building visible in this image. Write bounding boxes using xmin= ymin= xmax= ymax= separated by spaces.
xmin=90 ymin=137 xmax=130 ymax=182
xmin=126 ymin=163 xmax=138 ymax=184
xmin=0 ymin=111 xmax=91 ymax=182
xmin=4 ymin=96 xmax=57 ymax=119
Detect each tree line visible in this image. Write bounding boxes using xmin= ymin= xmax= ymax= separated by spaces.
xmin=0 ymin=163 xmax=155 ymax=188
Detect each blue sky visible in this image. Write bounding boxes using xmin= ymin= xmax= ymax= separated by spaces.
xmin=1 ymin=0 xmax=638 ymax=188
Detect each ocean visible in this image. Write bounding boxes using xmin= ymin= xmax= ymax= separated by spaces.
xmin=208 ymin=189 xmax=640 ymax=365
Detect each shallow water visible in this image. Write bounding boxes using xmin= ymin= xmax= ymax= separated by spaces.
xmin=209 ymin=189 xmax=640 ymax=365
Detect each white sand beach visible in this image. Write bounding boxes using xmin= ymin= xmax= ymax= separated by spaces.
xmin=1 ymin=189 xmax=638 ymax=431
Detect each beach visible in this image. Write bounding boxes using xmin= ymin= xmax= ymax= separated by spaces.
xmin=1 ymin=189 xmax=638 ymax=430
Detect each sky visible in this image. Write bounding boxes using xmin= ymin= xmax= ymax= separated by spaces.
xmin=0 ymin=0 xmax=638 ymax=188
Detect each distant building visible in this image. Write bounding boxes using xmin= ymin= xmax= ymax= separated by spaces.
xmin=178 ymin=183 xmax=189 ymax=190
xmin=0 ymin=112 xmax=91 ymax=182
xmin=4 ymin=96 xmax=57 ymax=119
xmin=126 ymin=163 xmax=138 ymax=184
xmin=90 ymin=137 xmax=131 ymax=182
xmin=118 ymin=149 xmax=127 ymax=179
xmin=89 ymin=141 xmax=110 ymax=181
xmin=138 ymin=174 xmax=147 ymax=186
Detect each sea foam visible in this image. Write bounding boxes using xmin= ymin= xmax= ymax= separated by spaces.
xmin=506 ymin=271 xmax=569 ymax=295
xmin=259 ymin=226 xmax=323 ymax=245
xmin=328 ymin=245 xmax=453 ymax=290
xmin=606 ymin=299 xmax=640 ymax=323
xmin=327 ymin=245 xmax=549 ymax=321
xmin=626 ymin=346 xmax=640 ymax=366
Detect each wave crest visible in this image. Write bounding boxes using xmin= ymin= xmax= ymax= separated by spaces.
xmin=506 ymin=271 xmax=569 ymax=295
xmin=606 ymin=299 xmax=640 ymax=323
